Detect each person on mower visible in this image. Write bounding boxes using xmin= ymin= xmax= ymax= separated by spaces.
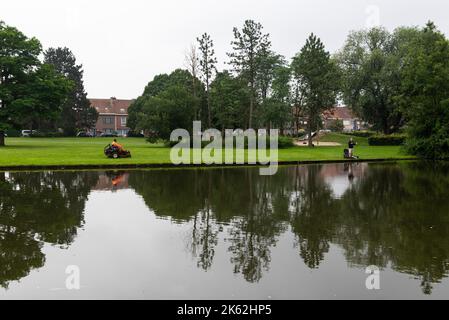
xmin=112 ymin=139 xmax=124 ymax=152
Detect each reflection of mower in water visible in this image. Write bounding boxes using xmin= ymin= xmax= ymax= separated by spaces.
xmin=104 ymin=144 xmax=131 ymax=159
xmin=104 ymin=171 xmax=128 ymax=191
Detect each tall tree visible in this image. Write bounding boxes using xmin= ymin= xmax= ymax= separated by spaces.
xmin=0 ymin=21 xmax=41 ymax=146
xmin=0 ymin=21 xmax=71 ymax=146
xmin=197 ymin=33 xmax=217 ymax=127
xmin=259 ymin=65 xmax=292 ymax=133
xmin=291 ymin=34 xmax=339 ymax=147
xmin=44 ymin=47 xmax=97 ymax=135
xmin=21 ymin=64 xmax=73 ymax=133
xmin=228 ymin=20 xmax=271 ymax=128
xmin=399 ymin=22 xmax=449 ymax=159
xmin=184 ymin=44 xmax=201 ymax=120
xmin=210 ymin=71 xmax=250 ymax=131
xmin=255 ymin=48 xmax=284 ymax=101
xmin=336 ymin=27 xmax=419 ymax=134
xmin=128 ymin=69 xmax=202 ymax=141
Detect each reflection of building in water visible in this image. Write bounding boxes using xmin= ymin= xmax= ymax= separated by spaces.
xmin=93 ymin=172 xmax=130 ymax=191
xmin=320 ymin=163 xmax=366 ymax=199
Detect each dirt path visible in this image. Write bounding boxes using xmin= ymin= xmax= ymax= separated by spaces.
xmin=294 ymin=140 xmax=342 ymax=147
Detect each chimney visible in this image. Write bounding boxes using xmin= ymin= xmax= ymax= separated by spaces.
xmin=110 ymin=97 xmax=116 ymax=108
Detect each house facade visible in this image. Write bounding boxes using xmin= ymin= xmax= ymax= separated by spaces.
xmin=89 ymin=97 xmax=133 ymax=136
xmin=323 ymin=106 xmax=362 ymax=132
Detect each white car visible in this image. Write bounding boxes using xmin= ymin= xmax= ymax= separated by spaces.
xmin=21 ymin=130 xmax=37 ymax=137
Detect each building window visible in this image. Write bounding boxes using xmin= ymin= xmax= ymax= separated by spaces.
xmin=103 ymin=117 xmax=113 ymax=125
xmin=343 ymin=120 xmax=351 ymax=126
xmin=105 ymin=128 xmax=114 ymax=134
xmin=121 ymin=117 xmax=127 ymax=126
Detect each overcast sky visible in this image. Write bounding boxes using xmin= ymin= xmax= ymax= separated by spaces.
xmin=2 ymin=0 xmax=448 ymax=99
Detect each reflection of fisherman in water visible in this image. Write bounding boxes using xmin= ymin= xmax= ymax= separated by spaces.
xmin=344 ymin=163 xmax=355 ymax=182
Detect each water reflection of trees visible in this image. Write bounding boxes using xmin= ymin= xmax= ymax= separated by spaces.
xmin=130 ymin=163 xmax=449 ymax=293
xmin=336 ymin=162 xmax=449 ymax=294
xmin=0 ymin=171 xmax=97 ymax=288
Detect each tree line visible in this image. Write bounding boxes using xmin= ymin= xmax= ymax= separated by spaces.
xmin=128 ymin=162 xmax=449 ymax=293
xmin=128 ymin=20 xmax=449 ymax=158
xmin=0 ymin=21 xmax=97 ymax=146
xmin=1 ymin=19 xmax=449 ymax=158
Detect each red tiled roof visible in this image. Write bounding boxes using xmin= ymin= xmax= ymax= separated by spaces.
xmin=90 ymin=98 xmax=133 ymax=115
xmin=323 ymin=106 xmax=357 ymax=120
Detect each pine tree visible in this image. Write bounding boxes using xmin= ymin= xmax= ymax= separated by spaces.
xmin=228 ymin=20 xmax=271 ymax=129
xmin=44 ymin=47 xmax=97 ymax=135
xmin=291 ymin=34 xmax=339 ymax=147
xmin=197 ymin=33 xmax=217 ymax=127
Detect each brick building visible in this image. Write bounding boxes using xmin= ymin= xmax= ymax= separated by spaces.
xmin=323 ymin=106 xmax=362 ymax=132
xmin=89 ymin=97 xmax=133 ymax=136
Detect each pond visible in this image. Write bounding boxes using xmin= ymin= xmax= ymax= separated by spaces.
xmin=1 ymin=162 xmax=449 ymax=299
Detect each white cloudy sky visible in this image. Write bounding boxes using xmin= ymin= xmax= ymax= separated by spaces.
xmin=2 ymin=0 xmax=448 ymax=99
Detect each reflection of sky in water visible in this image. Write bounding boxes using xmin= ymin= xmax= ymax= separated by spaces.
xmin=325 ymin=175 xmax=356 ymax=199
xmin=2 ymin=164 xmax=449 ymax=299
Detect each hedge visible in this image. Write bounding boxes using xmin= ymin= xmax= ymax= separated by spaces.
xmin=164 ymin=136 xmax=294 ymax=149
xmin=368 ymin=134 xmax=407 ymax=146
xmin=343 ymin=131 xmax=376 ymax=138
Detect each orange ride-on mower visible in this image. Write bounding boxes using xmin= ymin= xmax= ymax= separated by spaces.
xmin=104 ymin=144 xmax=131 ymax=159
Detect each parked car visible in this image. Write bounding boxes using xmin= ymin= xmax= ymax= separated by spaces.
xmin=100 ymin=133 xmax=118 ymax=138
xmin=127 ymin=131 xmax=144 ymax=138
xmin=21 ymin=130 xmax=37 ymax=137
xmin=76 ymin=131 xmax=94 ymax=137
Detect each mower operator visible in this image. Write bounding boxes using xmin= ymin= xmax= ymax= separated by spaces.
xmin=112 ymin=139 xmax=124 ymax=151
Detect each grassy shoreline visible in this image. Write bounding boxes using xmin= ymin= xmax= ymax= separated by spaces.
xmin=0 ymin=134 xmax=416 ymax=170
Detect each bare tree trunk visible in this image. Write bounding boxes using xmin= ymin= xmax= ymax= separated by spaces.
xmin=185 ymin=44 xmax=200 ymax=120
xmin=249 ymin=94 xmax=254 ymax=129
xmin=207 ymin=84 xmax=211 ymax=128
xmin=308 ymin=114 xmax=313 ymax=147
xmin=0 ymin=130 xmax=5 ymax=147
xmin=308 ymin=126 xmax=313 ymax=147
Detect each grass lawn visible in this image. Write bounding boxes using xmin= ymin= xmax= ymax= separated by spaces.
xmin=0 ymin=133 xmax=414 ymax=168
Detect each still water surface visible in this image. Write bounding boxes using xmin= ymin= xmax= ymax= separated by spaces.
xmin=1 ymin=162 xmax=449 ymax=299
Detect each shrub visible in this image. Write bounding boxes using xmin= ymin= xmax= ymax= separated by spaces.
xmin=30 ymin=131 xmax=64 ymax=138
xmin=328 ymin=120 xmax=344 ymax=132
xmin=5 ymin=129 xmax=21 ymax=137
xmin=277 ymin=136 xmax=294 ymax=149
xmin=343 ymin=130 xmax=375 ymax=138
xmin=163 ymin=135 xmax=293 ymax=149
xmin=405 ymin=134 xmax=449 ymax=159
xmin=368 ymin=134 xmax=407 ymax=146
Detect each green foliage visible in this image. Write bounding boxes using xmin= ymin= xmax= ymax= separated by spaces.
xmin=277 ymin=136 xmax=294 ymax=149
xmin=368 ymin=134 xmax=407 ymax=146
xmin=398 ymin=22 xmax=449 ymax=159
xmin=337 ymin=27 xmax=420 ymax=134
xmin=342 ymin=130 xmax=375 ymax=138
xmin=29 ymin=131 xmax=65 ymax=138
xmin=0 ymin=21 xmax=72 ymax=145
xmin=258 ymin=98 xmax=292 ymax=132
xmin=5 ymin=129 xmax=20 ymax=137
xmin=44 ymin=47 xmax=98 ymax=135
xmin=197 ymin=33 xmax=217 ymax=126
xmin=327 ymin=119 xmax=344 ymax=132
xmin=228 ymin=20 xmax=272 ymax=128
xmin=210 ymin=71 xmax=250 ymax=130
xmin=135 ymin=85 xmax=197 ymax=141
xmin=128 ymin=69 xmax=204 ymax=136
xmin=291 ymin=33 xmax=340 ymax=146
